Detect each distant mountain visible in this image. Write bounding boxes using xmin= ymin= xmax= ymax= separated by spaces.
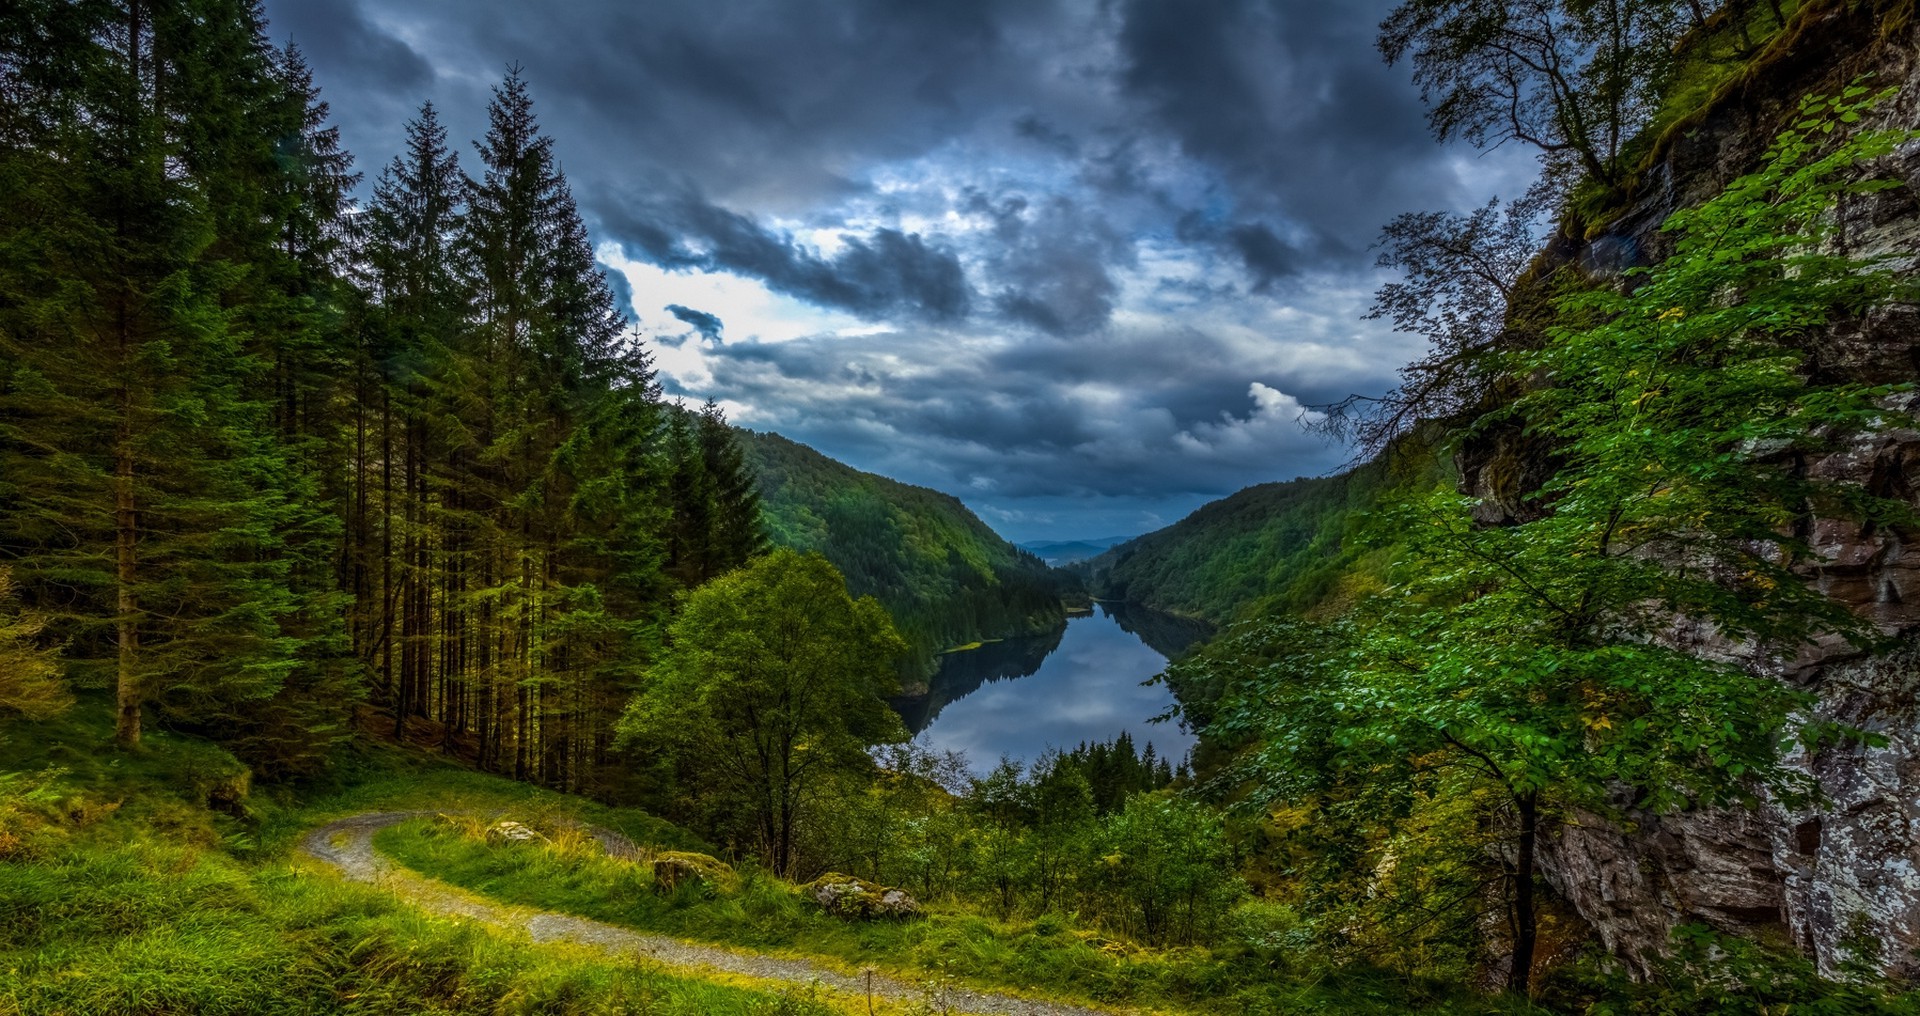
xmin=1018 ymin=536 xmax=1132 ymax=566
xmin=1078 ymin=451 xmax=1445 ymax=624
xmin=740 ymin=431 xmax=1077 ymax=688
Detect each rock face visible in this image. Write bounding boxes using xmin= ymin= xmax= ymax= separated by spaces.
xmin=804 ymin=873 xmax=921 ymax=919
xmin=1477 ymin=3 xmax=1920 ymax=979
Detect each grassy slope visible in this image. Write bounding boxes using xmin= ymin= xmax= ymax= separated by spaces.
xmin=743 ymin=430 xmax=1074 ymax=682
xmin=0 ymin=702 xmax=1514 ymax=1016
xmin=0 ymin=706 xmax=891 ymax=1016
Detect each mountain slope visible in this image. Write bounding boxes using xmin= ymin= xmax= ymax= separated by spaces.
xmin=740 ymin=431 xmax=1073 ymax=685
xmin=1080 ymin=450 xmax=1447 ymax=624
xmin=1020 ymin=537 xmax=1131 ymax=566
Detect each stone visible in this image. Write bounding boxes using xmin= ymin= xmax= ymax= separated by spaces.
xmin=803 ymin=873 xmax=921 ymax=919
xmin=484 ymin=820 xmax=547 ymax=846
xmin=649 ymin=850 xmax=733 ymax=893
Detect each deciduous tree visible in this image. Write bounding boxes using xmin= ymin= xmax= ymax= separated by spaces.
xmin=618 ymin=548 xmax=906 ymax=874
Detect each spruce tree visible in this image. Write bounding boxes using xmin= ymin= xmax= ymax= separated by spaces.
xmin=696 ymin=400 xmax=768 ymax=574
xmin=0 ymin=1 xmax=327 ymax=750
xmin=360 ymin=100 xmax=468 ymax=740
xmin=453 ymin=67 xmax=664 ymax=785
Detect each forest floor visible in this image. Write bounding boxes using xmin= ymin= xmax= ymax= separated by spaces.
xmin=302 ymin=811 xmax=1127 ymax=1016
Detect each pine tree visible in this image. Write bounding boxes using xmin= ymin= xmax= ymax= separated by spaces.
xmin=663 ymin=401 xmax=766 ymax=587
xmin=452 ymin=67 xmax=664 ymax=785
xmin=0 ymin=1 xmax=327 ymax=750
xmin=696 ymin=400 xmax=768 ymax=573
xmin=359 ymin=100 xmax=468 ymax=742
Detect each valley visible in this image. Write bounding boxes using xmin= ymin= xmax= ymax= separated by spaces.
xmin=10 ymin=1 xmax=1920 ymax=1014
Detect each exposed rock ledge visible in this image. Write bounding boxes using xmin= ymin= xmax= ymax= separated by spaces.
xmin=1472 ymin=2 xmax=1920 ymax=979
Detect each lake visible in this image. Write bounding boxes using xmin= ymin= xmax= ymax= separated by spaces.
xmin=892 ymin=602 xmax=1212 ymax=772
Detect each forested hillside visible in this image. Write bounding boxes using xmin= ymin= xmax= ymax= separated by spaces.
xmin=742 ymin=431 xmax=1072 ymax=682
xmin=1080 ymin=452 xmax=1444 ymax=623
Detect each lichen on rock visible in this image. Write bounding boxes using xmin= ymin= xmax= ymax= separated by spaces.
xmin=802 ymin=872 xmax=921 ymax=919
xmin=483 ymin=820 xmax=547 ymax=846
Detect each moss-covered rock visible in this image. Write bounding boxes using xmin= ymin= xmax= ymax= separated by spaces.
xmin=650 ymin=850 xmax=733 ymax=894
xmin=801 ymin=873 xmax=920 ymax=919
xmin=483 ymin=820 xmax=547 ymax=846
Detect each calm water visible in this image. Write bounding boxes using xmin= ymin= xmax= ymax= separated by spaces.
xmin=892 ymin=603 xmax=1211 ymax=772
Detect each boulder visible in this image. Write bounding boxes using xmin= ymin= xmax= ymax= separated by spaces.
xmin=649 ymin=850 xmax=733 ymax=893
xmin=804 ymin=873 xmax=921 ymax=919
xmin=484 ymin=820 xmax=547 ymax=846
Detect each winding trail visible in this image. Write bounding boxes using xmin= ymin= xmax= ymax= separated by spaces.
xmin=300 ymin=812 xmax=1126 ymax=1016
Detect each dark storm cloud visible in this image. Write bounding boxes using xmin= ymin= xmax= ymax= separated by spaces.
xmin=603 ymin=270 xmax=639 ymax=325
xmin=261 ymin=0 xmax=433 ymax=160
xmin=666 ymin=305 xmax=725 ymax=344
xmin=265 ymin=0 xmax=1515 ymax=298
xmin=1115 ymin=0 xmax=1517 ymax=273
xmin=968 ymin=191 xmax=1130 ymax=336
xmin=262 ymin=0 xmax=1533 ymax=538
xmin=696 ymin=326 xmax=1350 ymax=502
xmin=614 ymin=195 xmax=972 ymax=323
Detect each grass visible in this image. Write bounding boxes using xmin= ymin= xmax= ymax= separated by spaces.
xmin=0 ymin=832 xmax=879 ymax=1016
xmin=0 ymin=704 xmax=901 ymax=1016
xmin=374 ymin=817 xmax=1530 ymax=1016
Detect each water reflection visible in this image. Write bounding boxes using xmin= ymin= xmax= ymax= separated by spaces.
xmin=891 ymin=603 xmax=1209 ymax=771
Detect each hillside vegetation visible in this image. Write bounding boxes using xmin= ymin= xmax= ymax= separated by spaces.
xmin=1080 ymin=450 xmax=1446 ymax=624
xmin=743 ymin=431 xmax=1074 ymax=682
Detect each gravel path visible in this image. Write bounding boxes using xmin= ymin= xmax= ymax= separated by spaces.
xmin=300 ymin=812 xmax=1127 ymax=1016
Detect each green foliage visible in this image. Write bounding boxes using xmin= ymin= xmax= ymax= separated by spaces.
xmin=618 ymin=549 xmax=908 ymax=874
xmin=742 ymin=431 xmax=1071 ymax=680
xmin=379 ymin=813 xmax=1497 ymax=1015
xmin=1563 ymin=924 xmax=1920 ymax=1015
xmin=1083 ymin=795 xmax=1245 ymax=947
xmin=0 ymin=705 xmax=1542 ymax=1016
xmin=0 ymin=567 xmax=65 ymax=720
xmin=0 ymin=0 xmax=359 ymax=764
xmin=1205 ymin=96 xmax=1914 ymax=991
xmin=798 ymin=743 xmax=1225 ymax=945
xmin=0 ymin=834 xmax=860 ymax=1016
xmin=664 ymin=401 xmax=768 ymax=586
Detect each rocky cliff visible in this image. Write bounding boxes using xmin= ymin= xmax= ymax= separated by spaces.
xmin=1477 ymin=1 xmax=1920 ymax=979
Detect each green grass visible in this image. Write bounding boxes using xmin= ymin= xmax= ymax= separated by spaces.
xmin=0 ymin=705 xmax=882 ymax=1015
xmin=0 ymin=830 xmax=866 ymax=1016
xmin=374 ymin=817 xmax=1528 ymax=1016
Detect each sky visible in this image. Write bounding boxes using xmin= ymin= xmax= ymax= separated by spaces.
xmin=262 ymin=0 xmax=1539 ymax=543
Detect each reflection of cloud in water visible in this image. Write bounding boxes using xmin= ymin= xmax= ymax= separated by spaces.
xmin=899 ymin=609 xmax=1197 ymax=772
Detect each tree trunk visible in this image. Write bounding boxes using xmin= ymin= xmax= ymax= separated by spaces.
xmin=114 ymin=418 xmax=140 ymax=748
xmin=1508 ymin=790 xmax=1539 ymax=995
